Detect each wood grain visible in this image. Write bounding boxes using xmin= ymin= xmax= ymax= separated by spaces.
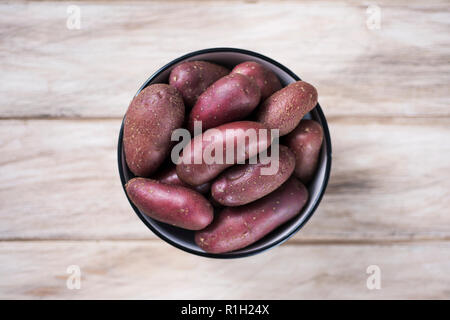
xmin=0 ymin=1 xmax=449 ymax=118
xmin=1 ymin=240 xmax=449 ymax=299
xmin=1 ymin=117 xmax=448 ymax=241
xmin=1 ymin=0 xmax=449 ymax=299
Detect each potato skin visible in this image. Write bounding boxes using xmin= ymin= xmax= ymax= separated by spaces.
xmin=176 ymin=121 xmax=272 ymax=186
xmin=125 ymin=178 xmax=213 ymax=230
xmin=231 ymin=61 xmax=282 ymax=100
xmin=284 ymin=120 xmax=324 ymax=183
xmin=211 ymin=145 xmax=295 ymax=206
xmin=169 ymin=61 xmax=229 ymax=108
xmin=124 ymin=84 xmax=185 ymax=177
xmin=188 ymin=73 xmax=261 ymax=132
xmin=195 ymin=177 xmax=309 ymax=253
xmin=153 ymin=165 xmax=210 ymax=194
xmin=257 ymin=81 xmax=318 ymax=136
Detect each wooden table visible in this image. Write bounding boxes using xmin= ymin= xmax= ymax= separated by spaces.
xmin=1 ymin=0 xmax=449 ymax=299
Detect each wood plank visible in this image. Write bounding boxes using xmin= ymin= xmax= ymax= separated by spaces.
xmin=0 ymin=1 xmax=449 ymax=118
xmin=0 ymin=119 xmax=149 ymax=239
xmin=1 ymin=240 xmax=449 ymax=299
xmin=1 ymin=118 xmax=449 ymax=241
xmin=306 ymin=116 xmax=450 ymax=241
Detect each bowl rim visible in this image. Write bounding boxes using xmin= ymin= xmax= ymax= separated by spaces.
xmin=117 ymin=47 xmax=332 ymax=259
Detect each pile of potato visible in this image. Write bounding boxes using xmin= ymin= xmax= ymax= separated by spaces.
xmin=123 ymin=60 xmax=324 ymax=254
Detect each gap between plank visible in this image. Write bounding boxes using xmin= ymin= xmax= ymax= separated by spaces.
xmin=1 ymin=238 xmax=449 ymax=245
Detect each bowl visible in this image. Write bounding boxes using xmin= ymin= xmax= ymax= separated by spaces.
xmin=118 ymin=48 xmax=332 ymax=258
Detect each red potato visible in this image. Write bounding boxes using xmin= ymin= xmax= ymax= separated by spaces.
xmin=123 ymin=84 xmax=185 ymax=177
xmin=125 ymin=178 xmax=213 ymax=230
xmin=257 ymin=81 xmax=318 ymax=136
xmin=231 ymin=61 xmax=282 ymax=100
xmin=208 ymin=194 xmax=223 ymax=209
xmin=188 ymin=73 xmax=261 ymax=132
xmin=153 ymin=165 xmax=210 ymax=194
xmin=176 ymin=121 xmax=272 ymax=186
xmin=211 ymin=145 xmax=295 ymax=206
xmin=195 ymin=177 xmax=309 ymax=253
xmin=285 ymin=120 xmax=324 ymax=183
xmin=169 ymin=61 xmax=229 ymax=108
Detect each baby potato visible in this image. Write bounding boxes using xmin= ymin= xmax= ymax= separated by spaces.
xmin=257 ymin=81 xmax=318 ymax=136
xmin=124 ymin=84 xmax=184 ymax=177
xmin=231 ymin=61 xmax=282 ymax=100
xmin=285 ymin=120 xmax=324 ymax=183
xmin=195 ymin=177 xmax=309 ymax=253
xmin=211 ymin=145 xmax=295 ymax=206
xmin=176 ymin=121 xmax=272 ymax=186
xmin=169 ymin=61 xmax=229 ymax=108
xmin=188 ymin=73 xmax=261 ymax=132
xmin=153 ymin=165 xmax=210 ymax=194
xmin=125 ymin=177 xmax=213 ymax=230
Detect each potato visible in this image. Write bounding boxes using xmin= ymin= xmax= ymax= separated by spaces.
xmin=153 ymin=165 xmax=210 ymax=194
xmin=256 ymin=81 xmax=318 ymax=136
xmin=231 ymin=61 xmax=282 ymax=100
xmin=123 ymin=84 xmax=185 ymax=177
xmin=176 ymin=121 xmax=272 ymax=186
xmin=195 ymin=177 xmax=309 ymax=253
xmin=125 ymin=177 xmax=213 ymax=230
xmin=169 ymin=61 xmax=229 ymax=108
xmin=284 ymin=120 xmax=324 ymax=183
xmin=208 ymin=194 xmax=223 ymax=209
xmin=188 ymin=73 xmax=261 ymax=132
xmin=211 ymin=145 xmax=295 ymax=206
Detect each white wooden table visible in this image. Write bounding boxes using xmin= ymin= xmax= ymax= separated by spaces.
xmin=0 ymin=0 xmax=449 ymax=299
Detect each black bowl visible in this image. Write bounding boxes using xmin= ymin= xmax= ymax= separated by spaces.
xmin=118 ymin=48 xmax=332 ymax=258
